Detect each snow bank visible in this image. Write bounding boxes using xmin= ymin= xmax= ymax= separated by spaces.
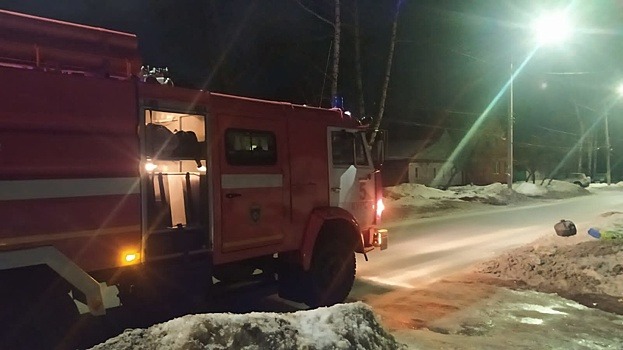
xmin=384 ymin=183 xmax=449 ymax=200
xmin=478 ymin=212 xmax=623 ymax=299
xmin=383 ymin=181 xmax=592 ymax=222
xmin=450 ymin=183 xmax=522 ymax=205
xmin=90 ymin=302 xmax=405 ymax=350
xmin=513 ymin=182 xmax=547 ymax=196
xmin=537 ymin=180 xmax=590 ymax=198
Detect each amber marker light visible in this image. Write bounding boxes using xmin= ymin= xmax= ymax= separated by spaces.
xmin=121 ymin=250 xmax=140 ymax=265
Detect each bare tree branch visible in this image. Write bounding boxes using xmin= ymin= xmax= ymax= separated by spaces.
xmin=353 ymin=0 xmax=366 ymax=118
xmin=293 ymin=0 xmax=335 ymax=28
xmin=369 ymin=0 xmax=402 ymax=145
xmin=330 ymin=0 xmax=341 ymax=98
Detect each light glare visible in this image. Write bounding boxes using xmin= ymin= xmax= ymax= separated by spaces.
xmin=532 ymin=12 xmax=572 ymax=46
xmin=145 ymin=161 xmax=157 ymax=172
xmin=125 ymin=253 xmax=137 ymax=262
xmin=376 ymin=198 xmax=385 ymax=217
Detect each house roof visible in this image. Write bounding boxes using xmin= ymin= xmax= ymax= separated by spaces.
xmin=415 ymin=130 xmax=456 ymax=160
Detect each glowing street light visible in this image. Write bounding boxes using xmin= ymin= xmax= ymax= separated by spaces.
xmin=532 ymin=11 xmax=573 ymax=46
xmin=507 ymin=10 xmax=572 ymax=189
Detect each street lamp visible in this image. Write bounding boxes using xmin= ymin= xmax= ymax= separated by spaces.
xmin=532 ymin=11 xmax=572 ymax=46
xmin=506 ymin=11 xmax=572 ymax=189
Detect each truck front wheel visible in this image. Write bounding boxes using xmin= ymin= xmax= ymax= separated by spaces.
xmin=306 ymin=234 xmax=356 ymax=308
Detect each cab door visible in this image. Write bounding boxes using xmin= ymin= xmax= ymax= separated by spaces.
xmin=328 ymin=128 xmax=376 ymax=227
xmin=219 ymin=116 xmax=286 ymax=252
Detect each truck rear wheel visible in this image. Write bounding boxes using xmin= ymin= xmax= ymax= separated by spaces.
xmin=0 ymin=284 xmax=78 ymax=349
xmin=306 ymin=234 xmax=356 ymax=308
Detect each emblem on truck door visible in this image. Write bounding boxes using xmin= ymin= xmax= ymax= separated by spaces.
xmin=250 ymin=204 xmax=261 ymax=223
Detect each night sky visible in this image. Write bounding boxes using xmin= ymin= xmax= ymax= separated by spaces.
xmin=3 ymin=0 xmax=623 ymax=174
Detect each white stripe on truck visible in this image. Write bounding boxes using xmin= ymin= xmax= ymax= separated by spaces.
xmin=221 ymin=174 xmax=283 ymax=189
xmin=0 ymin=177 xmax=140 ymax=200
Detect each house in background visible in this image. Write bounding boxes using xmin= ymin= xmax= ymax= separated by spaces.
xmin=381 ymin=137 xmax=427 ymax=186
xmin=381 ymin=114 xmax=508 ymax=187
xmin=407 ymin=130 xmax=464 ymax=187
xmin=380 ymin=121 xmax=431 ymax=187
xmin=462 ymin=117 xmax=508 ymax=185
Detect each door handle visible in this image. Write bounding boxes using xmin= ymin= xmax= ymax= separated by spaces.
xmin=292 ymin=182 xmax=317 ymax=188
xmin=331 ymin=187 xmax=341 ymax=192
xmin=226 ymin=193 xmax=242 ymax=199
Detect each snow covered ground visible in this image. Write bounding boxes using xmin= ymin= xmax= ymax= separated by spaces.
xmin=369 ymin=181 xmax=623 ymax=349
xmin=91 ymin=181 xmax=623 ymax=350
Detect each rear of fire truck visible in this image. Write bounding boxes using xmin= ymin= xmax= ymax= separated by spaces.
xmin=0 ymin=9 xmax=143 ymax=348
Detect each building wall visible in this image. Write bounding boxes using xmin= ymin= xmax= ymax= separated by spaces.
xmin=381 ymin=159 xmax=410 ymax=187
xmin=407 ymin=161 xmax=464 ymax=187
xmin=466 ymin=157 xmax=507 ymax=185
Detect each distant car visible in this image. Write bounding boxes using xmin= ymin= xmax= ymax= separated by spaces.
xmin=591 ymin=173 xmax=607 ymax=183
xmin=562 ymin=173 xmax=590 ymax=187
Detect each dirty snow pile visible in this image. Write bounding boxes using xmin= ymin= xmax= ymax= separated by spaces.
xmin=450 ymin=182 xmax=524 ymax=205
xmin=383 ymin=180 xmax=590 ymax=220
xmin=90 ymin=302 xmax=405 ymax=350
xmin=477 ymin=211 xmax=623 ymax=312
xmin=511 ymin=180 xmax=591 ymax=198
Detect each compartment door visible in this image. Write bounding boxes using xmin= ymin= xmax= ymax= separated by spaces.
xmin=219 ymin=116 xmax=286 ymax=252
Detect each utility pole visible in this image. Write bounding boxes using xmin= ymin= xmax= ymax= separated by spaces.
xmin=507 ymin=61 xmax=514 ymax=189
xmin=605 ymin=111 xmax=612 ymax=185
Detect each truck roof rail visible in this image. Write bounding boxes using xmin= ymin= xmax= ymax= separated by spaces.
xmin=0 ymin=9 xmax=141 ymax=78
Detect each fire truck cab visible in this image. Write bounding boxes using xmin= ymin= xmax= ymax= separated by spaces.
xmin=0 ymin=9 xmax=388 ymax=347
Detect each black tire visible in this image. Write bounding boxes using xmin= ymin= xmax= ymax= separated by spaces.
xmin=277 ymin=261 xmax=308 ymax=303
xmin=0 ymin=286 xmax=79 ymax=350
xmin=306 ymin=234 xmax=356 ymax=308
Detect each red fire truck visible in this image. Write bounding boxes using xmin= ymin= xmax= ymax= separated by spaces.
xmin=0 ymin=9 xmax=388 ymax=346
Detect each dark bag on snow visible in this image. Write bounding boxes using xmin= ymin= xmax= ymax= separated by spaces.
xmin=554 ymin=219 xmax=577 ymax=237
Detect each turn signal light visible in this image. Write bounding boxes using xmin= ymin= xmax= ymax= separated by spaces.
xmin=121 ymin=251 xmax=140 ymax=265
xmin=376 ymin=198 xmax=385 ymax=220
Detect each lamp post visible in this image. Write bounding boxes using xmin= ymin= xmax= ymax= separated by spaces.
xmin=605 ymin=109 xmax=611 ymax=185
xmin=507 ymin=62 xmax=514 ymax=189
xmin=507 ymin=11 xmax=572 ymax=189
xmin=607 ymin=83 xmax=623 ymax=185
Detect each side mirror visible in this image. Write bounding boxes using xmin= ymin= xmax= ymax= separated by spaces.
xmin=370 ymin=130 xmax=386 ymax=169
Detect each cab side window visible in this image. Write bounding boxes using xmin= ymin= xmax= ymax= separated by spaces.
xmin=332 ymin=131 xmax=370 ymax=167
xmin=355 ymin=134 xmax=369 ymax=166
xmin=226 ymin=129 xmax=277 ymax=166
xmin=332 ymin=131 xmax=355 ymax=166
